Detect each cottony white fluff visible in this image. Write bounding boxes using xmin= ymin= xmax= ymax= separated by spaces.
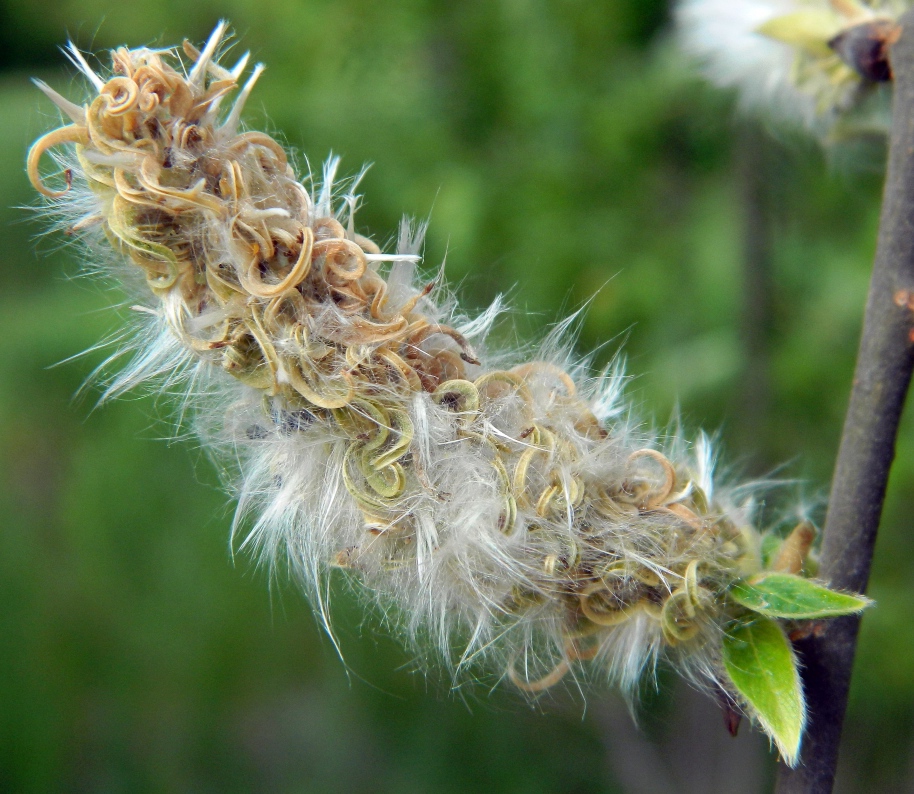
xmin=676 ymin=0 xmax=908 ymax=131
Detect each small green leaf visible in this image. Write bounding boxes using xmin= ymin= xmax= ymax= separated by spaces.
xmin=723 ymin=617 xmax=805 ymax=766
xmin=756 ymin=12 xmax=841 ymax=56
xmin=729 ymin=573 xmax=873 ymax=619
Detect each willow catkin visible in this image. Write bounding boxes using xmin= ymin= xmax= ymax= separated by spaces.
xmin=27 ymin=24 xmax=871 ymax=763
xmin=675 ymin=0 xmax=907 ymax=134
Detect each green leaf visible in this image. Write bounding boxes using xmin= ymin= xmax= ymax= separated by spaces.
xmin=755 ymin=12 xmax=841 ymax=56
xmin=722 ymin=617 xmax=805 ymax=766
xmin=729 ymin=573 xmax=873 ymax=619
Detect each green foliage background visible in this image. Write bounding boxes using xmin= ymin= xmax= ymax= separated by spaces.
xmin=0 ymin=1 xmax=911 ymax=791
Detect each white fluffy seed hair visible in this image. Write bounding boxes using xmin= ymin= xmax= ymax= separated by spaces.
xmin=675 ymin=0 xmax=910 ymax=130
xmin=677 ymin=0 xmax=818 ymax=125
xmin=29 ymin=26 xmax=784 ymax=702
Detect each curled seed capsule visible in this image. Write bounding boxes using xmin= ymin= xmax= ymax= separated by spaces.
xmin=553 ymin=476 xmax=585 ymax=511
xmin=511 ymin=361 xmax=577 ymax=396
xmin=432 ymin=379 xmax=480 ymax=414
xmin=285 ymin=357 xmax=354 ymax=409
xmin=564 ymin=637 xmax=600 ymax=662
xmin=491 ymin=456 xmax=519 ymax=535
xmin=221 ymin=331 xmax=273 ymax=390
xmin=513 ymin=441 xmax=554 ymax=507
xmin=683 ymin=559 xmax=701 ymax=607
xmin=107 ymin=197 xmax=181 ymax=289
xmin=579 ymin=581 xmax=638 ymax=627
xmin=363 ymin=459 xmax=406 ymax=500
xmin=263 ymin=289 xmax=308 ymax=332
xmin=101 ymin=76 xmax=139 ymax=115
xmin=660 ymin=587 xmax=711 ymax=644
xmin=27 ymin=124 xmax=90 ymax=197
xmin=379 ymin=350 xmax=423 ymax=392
xmin=313 ymin=215 xmax=346 ymax=240
xmin=239 ymin=226 xmax=314 ymax=298
xmin=499 ymin=494 xmax=518 ymax=535
xmin=626 ymin=448 xmax=676 ymax=509
xmin=542 ymin=533 xmax=580 ymax=577
xmin=535 ymin=484 xmax=560 ymax=517
xmin=595 ymin=559 xmax=627 ymax=581
xmin=370 ymin=409 xmax=414 ymax=469
xmin=182 ymin=312 xmax=231 ymax=352
xmin=342 ymin=446 xmax=400 ymax=514
xmin=632 ymin=565 xmax=663 ymax=588
xmin=475 ymin=370 xmax=535 ymax=415
xmin=335 ymin=399 xmax=390 ymax=451
xmin=316 ymin=237 xmax=367 ymax=283
xmin=507 ymin=657 xmax=571 ymax=692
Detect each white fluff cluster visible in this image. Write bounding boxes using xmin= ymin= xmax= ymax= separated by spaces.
xmin=29 ymin=25 xmax=795 ymax=702
xmin=676 ymin=0 xmax=909 ymax=131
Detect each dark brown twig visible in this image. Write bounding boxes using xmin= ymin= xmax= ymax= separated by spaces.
xmin=775 ymin=12 xmax=914 ymax=793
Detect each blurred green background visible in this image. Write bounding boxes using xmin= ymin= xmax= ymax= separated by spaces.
xmin=0 ymin=1 xmax=911 ymax=791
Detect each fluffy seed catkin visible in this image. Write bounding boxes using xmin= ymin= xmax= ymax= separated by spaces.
xmin=676 ymin=0 xmax=908 ymax=134
xmin=29 ymin=25 xmax=816 ymax=708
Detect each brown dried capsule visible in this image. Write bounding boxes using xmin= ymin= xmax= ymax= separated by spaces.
xmin=830 ymin=18 xmax=901 ymax=83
